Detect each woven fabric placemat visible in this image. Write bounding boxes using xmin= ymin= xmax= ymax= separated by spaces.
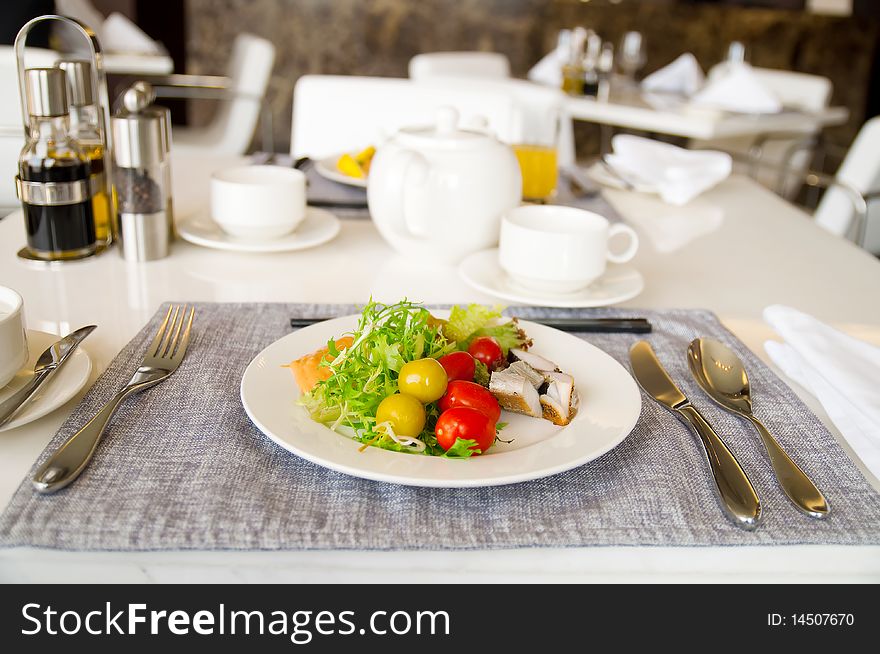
xmin=1 ymin=303 xmax=878 ymax=551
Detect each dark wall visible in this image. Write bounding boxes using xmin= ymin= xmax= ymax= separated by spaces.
xmin=183 ymin=0 xmax=878 ymax=155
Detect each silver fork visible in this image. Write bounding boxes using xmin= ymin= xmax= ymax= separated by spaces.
xmin=32 ymin=305 xmax=195 ymax=494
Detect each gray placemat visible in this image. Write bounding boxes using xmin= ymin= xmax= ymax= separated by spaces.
xmin=1 ymin=303 xmax=879 ymax=551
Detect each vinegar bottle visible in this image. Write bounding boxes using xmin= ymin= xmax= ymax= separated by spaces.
xmin=16 ymin=67 xmax=96 ymax=261
xmin=58 ymin=59 xmax=114 ymax=247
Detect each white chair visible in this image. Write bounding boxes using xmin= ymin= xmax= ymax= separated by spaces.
xmin=412 ymin=76 xmax=575 ymax=168
xmin=290 ymin=75 xmax=523 ymax=159
xmin=152 ymin=33 xmax=275 ymax=156
xmin=811 ymin=117 xmax=880 ymax=252
xmin=408 ymin=52 xmax=511 ymax=81
xmin=693 ymin=66 xmax=832 ymax=198
xmin=0 ymin=46 xmax=60 ymax=210
xmin=407 ymin=52 xmax=574 ymax=168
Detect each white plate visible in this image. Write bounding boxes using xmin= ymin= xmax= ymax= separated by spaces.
xmin=0 ymin=330 xmax=92 ymax=432
xmin=177 ymin=207 xmax=341 ymax=253
xmin=459 ymin=249 xmax=644 ymax=308
xmin=240 ymin=313 xmax=641 ymax=487
xmin=315 ymin=155 xmax=368 ymax=188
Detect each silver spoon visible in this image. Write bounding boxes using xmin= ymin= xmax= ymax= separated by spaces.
xmin=687 ymin=338 xmax=829 ymax=519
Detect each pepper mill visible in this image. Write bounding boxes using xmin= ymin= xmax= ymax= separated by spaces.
xmin=111 ymin=82 xmax=174 ymax=262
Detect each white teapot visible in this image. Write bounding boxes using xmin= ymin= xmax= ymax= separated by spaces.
xmin=367 ymin=107 xmax=522 ymax=263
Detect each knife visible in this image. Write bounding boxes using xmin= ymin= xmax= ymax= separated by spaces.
xmin=629 ymin=340 xmax=761 ymax=530
xmin=0 ymin=325 xmax=96 ymax=428
xmin=289 ymin=316 xmax=652 ymax=334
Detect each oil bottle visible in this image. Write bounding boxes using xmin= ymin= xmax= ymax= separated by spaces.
xmin=15 ymin=67 xmax=96 ymax=261
xmin=57 ymin=59 xmax=114 ymax=247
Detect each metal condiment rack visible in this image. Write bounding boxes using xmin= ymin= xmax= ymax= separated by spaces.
xmin=14 ymin=14 xmax=114 ymax=263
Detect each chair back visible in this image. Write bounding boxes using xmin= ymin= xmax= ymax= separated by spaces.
xmin=0 ymin=45 xmax=61 ymax=208
xmin=814 ymin=116 xmax=880 ymax=250
xmin=408 ymin=52 xmax=511 ymax=80
xmin=413 ymin=76 xmax=574 ymax=167
xmin=699 ymin=65 xmax=833 ymax=199
xmin=290 ymin=75 xmax=522 ymax=159
xmin=176 ymin=33 xmax=275 ymax=155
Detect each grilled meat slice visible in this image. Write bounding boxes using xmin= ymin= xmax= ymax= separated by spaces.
xmin=489 ymin=370 xmax=543 ymax=418
xmin=507 ymin=360 xmax=546 ymax=389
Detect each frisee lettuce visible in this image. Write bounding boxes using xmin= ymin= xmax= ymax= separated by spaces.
xmin=300 ymin=300 xmax=526 ymax=457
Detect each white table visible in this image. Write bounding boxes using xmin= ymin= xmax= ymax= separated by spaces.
xmin=564 ymin=89 xmax=850 ymax=140
xmin=1 ymin=155 xmax=879 ymax=582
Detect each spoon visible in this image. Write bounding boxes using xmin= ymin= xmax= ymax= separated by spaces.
xmin=687 ymin=338 xmax=829 ymax=519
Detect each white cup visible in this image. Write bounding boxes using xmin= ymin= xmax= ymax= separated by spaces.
xmin=499 ymin=205 xmax=639 ymax=293
xmin=0 ymin=286 xmax=28 ymax=388
xmin=210 ymin=165 xmax=307 ymax=239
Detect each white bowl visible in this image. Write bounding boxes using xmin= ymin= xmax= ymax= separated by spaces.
xmin=211 ymin=165 xmax=306 ymax=240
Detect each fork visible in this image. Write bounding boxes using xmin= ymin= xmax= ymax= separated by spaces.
xmin=32 ymin=305 xmax=195 ymax=494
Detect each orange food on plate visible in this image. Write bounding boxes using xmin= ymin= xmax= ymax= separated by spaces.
xmin=284 ymin=336 xmax=354 ymax=393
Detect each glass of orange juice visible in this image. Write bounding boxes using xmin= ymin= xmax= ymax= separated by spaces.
xmin=513 ymin=112 xmax=559 ymax=202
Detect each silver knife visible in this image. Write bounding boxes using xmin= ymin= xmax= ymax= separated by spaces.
xmin=629 ymin=340 xmax=762 ymax=530
xmin=0 ymin=325 xmax=96 ymax=428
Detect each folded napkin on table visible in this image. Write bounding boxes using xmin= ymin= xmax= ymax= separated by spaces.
xmin=528 ymin=49 xmax=565 ymax=88
xmin=764 ymin=305 xmax=880 ymax=479
xmin=641 ymin=53 xmax=705 ymax=97
xmin=690 ymin=63 xmax=782 ymax=114
xmin=605 ymin=134 xmax=732 ymax=205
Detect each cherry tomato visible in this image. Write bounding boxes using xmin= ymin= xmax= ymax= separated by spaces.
xmin=468 ymin=336 xmax=504 ymax=370
xmin=376 ymin=393 xmax=426 ymax=437
xmin=438 ymin=380 xmax=501 ymax=423
xmin=398 ymin=358 xmax=448 ymax=403
xmin=438 ymin=351 xmax=476 ymax=383
xmin=435 ymin=407 xmax=496 ymax=454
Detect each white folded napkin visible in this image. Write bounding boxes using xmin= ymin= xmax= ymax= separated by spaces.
xmin=100 ymin=13 xmax=162 ymax=55
xmin=764 ymin=305 xmax=880 ymax=479
xmin=528 ymin=49 xmax=564 ymax=89
xmin=641 ymin=53 xmax=705 ymax=97
xmin=605 ymin=134 xmax=732 ymax=205
xmin=690 ymin=63 xmax=782 ymax=114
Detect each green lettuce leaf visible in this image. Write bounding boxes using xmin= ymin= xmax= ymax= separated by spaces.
xmin=442 ymin=438 xmax=480 ymax=458
xmin=444 ymin=304 xmax=503 ymax=342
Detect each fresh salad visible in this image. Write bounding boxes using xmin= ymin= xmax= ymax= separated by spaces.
xmin=287 ymin=300 xmax=579 ymax=458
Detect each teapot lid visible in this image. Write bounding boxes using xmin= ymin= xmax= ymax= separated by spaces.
xmin=398 ymin=106 xmax=492 ymax=146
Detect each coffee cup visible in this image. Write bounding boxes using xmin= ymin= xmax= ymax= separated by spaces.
xmin=0 ymin=286 xmax=28 ymax=388
xmin=211 ymin=165 xmax=307 ymax=239
xmin=499 ymin=205 xmax=639 ymax=294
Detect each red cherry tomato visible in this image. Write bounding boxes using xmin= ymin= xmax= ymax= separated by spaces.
xmin=435 ymin=407 xmax=495 ymax=454
xmin=438 ymin=380 xmax=501 ymax=423
xmin=437 ymin=351 xmax=476 ymax=383
xmin=468 ymin=336 xmax=504 ymax=370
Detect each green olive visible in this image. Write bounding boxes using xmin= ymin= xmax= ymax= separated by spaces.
xmin=398 ymin=358 xmax=449 ymax=403
xmin=375 ymin=393 xmax=426 ymax=437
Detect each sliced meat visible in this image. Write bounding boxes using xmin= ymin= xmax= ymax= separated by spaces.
xmin=540 ymin=372 xmax=578 ymax=426
xmin=507 ymin=360 xmax=546 ymax=389
xmin=489 ymin=370 xmax=542 ymax=418
xmin=510 ymin=348 xmax=559 ymax=373
xmin=546 ymin=372 xmax=574 ymax=408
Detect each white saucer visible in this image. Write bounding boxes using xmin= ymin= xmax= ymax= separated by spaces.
xmin=177 ymin=207 xmax=341 ymax=253
xmin=459 ymin=249 xmax=644 ymax=308
xmin=0 ymin=330 xmax=93 ymax=432
xmin=315 ymin=154 xmax=368 ymax=188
